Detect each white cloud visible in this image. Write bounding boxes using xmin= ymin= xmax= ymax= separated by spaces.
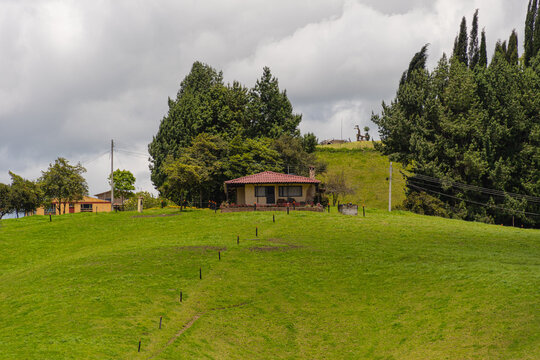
xmin=0 ymin=0 xmax=528 ymax=193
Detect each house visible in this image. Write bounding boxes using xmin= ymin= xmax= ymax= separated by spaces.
xmin=224 ymin=171 xmax=321 ymax=206
xmin=35 ymin=196 xmax=112 ymax=215
xmin=94 ymin=190 xmax=124 ymax=209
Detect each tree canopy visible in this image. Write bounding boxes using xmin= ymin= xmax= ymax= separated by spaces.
xmin=109 ymin=169 xmax=136 ymax=204
xmin=39 ymin=158 xmax=88 ymax=214
xmin=373 ymin=7 xmax=540 ymax=227
xmin=149 ymin=62 xmax=322 ymax=206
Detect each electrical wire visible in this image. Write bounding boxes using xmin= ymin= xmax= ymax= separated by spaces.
xmin=407 ymin=183 xmax=540 ymax=217
xmin=407 ymin=172 xmax=540 ymax=203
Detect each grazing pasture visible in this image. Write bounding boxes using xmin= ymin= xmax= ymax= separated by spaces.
xmin=0 ymin=208 xmax=538 ymax=359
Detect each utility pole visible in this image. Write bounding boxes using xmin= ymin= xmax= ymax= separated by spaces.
xmin=388 ymin=162 xmax=392 ymax=212
xmin=111 ymin=139 xmax=114 ymax=212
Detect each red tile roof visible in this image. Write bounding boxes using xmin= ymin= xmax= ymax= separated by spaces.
xmin=225 ymin=171 xmax=320 ymax=184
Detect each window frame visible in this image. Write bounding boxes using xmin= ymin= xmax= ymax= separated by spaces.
xmin=254 ymin=186 xmax=266 ymax=197
xmin=80 ymin=204 xmax=93 ymax=212
xmin=278 ymin=186 xmax=302 ymax=197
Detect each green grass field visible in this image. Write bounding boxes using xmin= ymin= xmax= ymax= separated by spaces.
xmin=316 ymin=142 xmax=406 ymax=209
xmin=0 ymin=208 xmax=538 ymax=359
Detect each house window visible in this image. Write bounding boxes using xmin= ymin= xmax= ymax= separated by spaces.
xmin=255 ymin=186 xmax=266 ymax=197
xmin=80 ymin=204 xmax=93 ymax=212
xmin=279 ymin=186 xmax=302 ymax=197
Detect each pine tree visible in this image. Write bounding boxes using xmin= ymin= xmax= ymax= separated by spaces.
xmin=469 ymin=10 xmax=480 ymax=68
xmin=534 ymin=2 xmax=540 ymax=56
xmin=453 ymin=17 xmax=469 ymax=65
xmin=479 ymin=29 xmax=488 ymax=68
xmin=507 ymin=30 xmax=519 ymax=65
xmin=525 ymin=0 xmax=538 ymax=66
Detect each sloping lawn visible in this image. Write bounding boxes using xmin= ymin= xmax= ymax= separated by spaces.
xmin=0 ymin=208 xmax=538 ymax=359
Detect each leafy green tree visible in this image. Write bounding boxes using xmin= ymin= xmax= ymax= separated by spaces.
xmin=373 ymin=11 xmax=540 ymax=227
xmin=272 ymin=134 xmax=326 ymax=177
xmin=324 ymin=171 xmax=353 ymax=206
xmin=301 ymin=132 xmax=318 ymax=153
xmin=469 ymin=10 xmax=480 ymax=68
xmin=148 ymin=62 xmax=234 ymax=190
xmin=247 ymin=67 xmax=301 ymax=139
xmin=0 ymin=183 xmax=13 ymax=219
xmin=149 ymin=62 xmax=302 ymax=193
xmin=9 ymin=172 xmax=42 ymax=217
xmin=479 ymin=29 xmax=488 ymax=68
xmin=108 ymin=169 xmax=136 ymax=205
xmin=124 ymin=191 xmax=165 ymax=211
xmin=39 ymin=158 xmax=88 ymax=214
xmin=453 ymin=17 xmax=469 ymax=66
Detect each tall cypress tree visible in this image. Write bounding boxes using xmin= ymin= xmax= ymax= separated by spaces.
xmin=453 ymin=17 xmax=469 ymax=65
xmin=479 ymin=29 xmax=488 ymax=68
xmin=525 ymin=0 xmax=538 ymax=66
xmin=507 ymin=30 xmax=519 ymax=65
xmin=469 ymin=10 xmax=480 ymax=68
xmin=534 ymin=3 xmax=540 ymax=56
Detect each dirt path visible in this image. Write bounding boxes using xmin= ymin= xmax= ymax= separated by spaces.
xmin=147 ymin=302 xmax=250 ymax=359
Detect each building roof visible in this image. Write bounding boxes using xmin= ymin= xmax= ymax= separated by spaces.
xmin=225 ymin=171 xmax=321 ymax=185
xmin=49 ymin=196 xmax=111 ymax=204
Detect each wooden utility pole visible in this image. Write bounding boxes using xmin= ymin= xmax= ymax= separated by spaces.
xmin=388 ymin=162 xmax=392 ymax=212
xmin=111 ymin=139 xmax=114 ymax=212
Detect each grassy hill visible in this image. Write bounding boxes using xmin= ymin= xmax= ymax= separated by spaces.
xmin=0 ymin=208 xmax=538 ymax=359
xmin=316 ymin=141 xmax=406 ymax=209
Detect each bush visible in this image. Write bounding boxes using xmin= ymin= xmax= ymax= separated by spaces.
xmin=124 ymin=191 xmax=165 ymax=211
xmin=401 ymin=191 xmax=450 ymax=218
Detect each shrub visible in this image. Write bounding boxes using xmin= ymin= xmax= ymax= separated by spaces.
xmin=401 ymin=191 xmax=450 ymax=218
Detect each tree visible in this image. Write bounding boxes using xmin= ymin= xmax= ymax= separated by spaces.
xmin=400 ymin=44 xmax=428 ymax=85
xmin=525 ymin=0 xmax=537 ymax=66
xmin=301 ymin=132 xmax=318 ymax=153
xmin=247 ymin=67 xmax=301 ymax=139
xmin=149 ymin=62 xmax=303 ymax=193
xmin=0 ymin=183 xmax=13 ymax=219
xmin=124 ymin=191 xmax=164 ymax=211
xmin=39 ymin=158 xmax=88 ymax=214
xmin=372 ymin=6 xmax=540 ymax=227
xmin=108 ymin=169 xmax=136 ymax=206
xmin=453 ymin=17 xmax=469 ymax=65
xmin=469 ymin=10 xmax=480 ymax=68
xmin=507 ymin=30 xmax=519 ymax=66
xmin=534 ymin=2 xmax=540 ymax=56
xmin=148 ymin=62 xmax=222 ymax=189
xmin=324 ymin=171 xmax=353 ymax=206
xmin=363 ymin=126 xmax=371 ymax=141
xmin=479 ymin=29 xmax=488 ymax=68
xmin=9 ymin=172 xmax=41 ymax=217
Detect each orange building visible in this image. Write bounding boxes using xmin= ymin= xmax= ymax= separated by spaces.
xmin=35 ymin=196 xmax=112 ymax=215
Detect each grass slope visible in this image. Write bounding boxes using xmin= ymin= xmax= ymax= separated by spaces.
xmin=316 ymin=142 xmax=406 ymax=209
xmin=0 ymin=209 xmax=538 ymax=359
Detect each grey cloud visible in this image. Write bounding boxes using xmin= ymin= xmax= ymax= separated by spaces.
xmin=0 ymin=0 xmax=528 ymax=193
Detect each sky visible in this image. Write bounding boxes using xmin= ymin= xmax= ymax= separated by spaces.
xmin=0 ymin=0 xmax=528 ymax=195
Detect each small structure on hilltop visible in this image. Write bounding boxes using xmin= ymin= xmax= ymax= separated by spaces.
xmin=355 ymin=125 xmax=371 ymax=141
xmin=320 ymin=139 xmax=348 ymax=145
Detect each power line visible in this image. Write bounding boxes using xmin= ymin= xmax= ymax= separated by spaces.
xmin=80 ymin=151 xmax=109 ymax=166
xmin=405 ymin=172 xmax=540 ymax=203
xmin=407 ymin=183 xmax=540 ymax=217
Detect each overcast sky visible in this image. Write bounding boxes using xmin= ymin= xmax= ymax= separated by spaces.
xmin=0 ymin=0 xmax=528 ymax=195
